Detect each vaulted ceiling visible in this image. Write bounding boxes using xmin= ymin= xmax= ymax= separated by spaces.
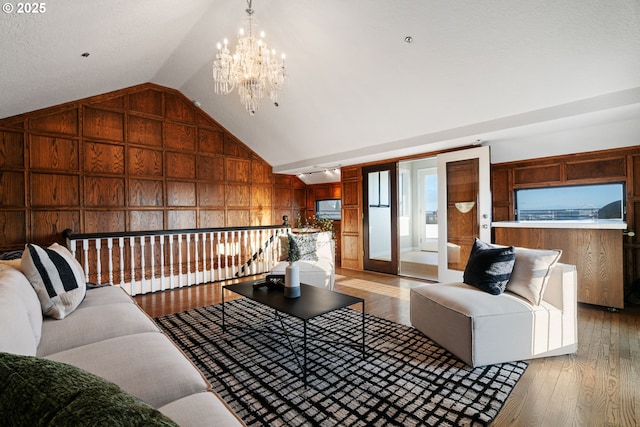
xmin=1 ymin=0 xmax=639 ymax=182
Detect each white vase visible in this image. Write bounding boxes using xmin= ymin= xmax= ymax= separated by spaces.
xmin=284 ymin=261 xmax=301 ymax=298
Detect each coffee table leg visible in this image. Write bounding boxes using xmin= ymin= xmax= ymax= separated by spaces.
xmin=361 ymin=301 xmax=366 ymax=359
xmin=304 ymin=320 xmax=308 ymax=388
xmin=222 ymin=287 xmax=226 ymax=332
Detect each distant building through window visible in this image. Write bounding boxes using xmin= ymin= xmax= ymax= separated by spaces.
xmin=515 ymin=183 xmax=625 ymax=221
xmin=316 ymin=199 xmax=341 ymax=220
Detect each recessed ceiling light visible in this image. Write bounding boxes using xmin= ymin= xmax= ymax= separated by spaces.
xmin=81 ymin=52 xmax=90 ymax=58
xmin=404 ymin=36 xmax=413 ymax=44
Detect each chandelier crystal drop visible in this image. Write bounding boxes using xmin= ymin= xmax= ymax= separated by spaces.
xmin=213 ymin=0 xmax=287 ymax=115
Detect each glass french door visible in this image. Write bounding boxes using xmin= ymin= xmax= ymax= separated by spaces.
xmin=363 ymin=163 xmax=398 ymax=274
xmin=437 ymin=146 xmax=491 ymax=283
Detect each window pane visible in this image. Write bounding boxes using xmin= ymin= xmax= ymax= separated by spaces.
xmin=516 ymin=183 xmax=624 ymax=221
xmin=316 ymin=199 xmax=341 ymax=220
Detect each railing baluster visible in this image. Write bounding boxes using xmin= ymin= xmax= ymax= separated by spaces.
xmin=118 ymin=237 xmax=125 ymax=288
xmin=149 ymin=236 xmax=156 ymax=293
xmin=82 ymin=240 xmax=90 ymax=283
xmin=159 ymin=235 xmax=165 ymax=291
xmin=94 ymin=238 xmax=101 ymax=285
xmin=129 ymin=237 xmax=136 ymax=296
xmin=140 ymin=236 xmax=146 ymax=295
xmin=177 ymin=233 xmax=183 ymax=288
xmin=106 ymin=238 xmax=114 ymax=285
xmin=169 ymin=234 xmax=175 ymax=290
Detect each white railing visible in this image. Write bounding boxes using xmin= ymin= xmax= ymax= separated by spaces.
xmin=64 ymin=225 xmax=289 ymax=296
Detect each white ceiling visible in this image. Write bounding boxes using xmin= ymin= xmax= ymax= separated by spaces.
xmin=1 ymin=0 xmax=639 ymax=182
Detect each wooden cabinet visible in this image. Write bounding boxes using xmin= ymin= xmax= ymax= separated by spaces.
xmin=494 ymin=224 xmax=625 ymax=309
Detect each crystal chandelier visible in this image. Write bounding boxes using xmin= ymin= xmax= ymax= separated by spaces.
xmin=213 ymin=0 xmax=287 ymax=115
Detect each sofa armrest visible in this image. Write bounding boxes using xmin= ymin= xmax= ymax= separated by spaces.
xmin=542 ymin=263 xmax=577 ymax=312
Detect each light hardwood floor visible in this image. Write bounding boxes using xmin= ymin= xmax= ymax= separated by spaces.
xmin=135 ymin=267 xmax=640 ymax=427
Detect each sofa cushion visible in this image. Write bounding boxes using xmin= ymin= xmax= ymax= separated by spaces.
xmin=0 ymin=286 xmax=38 ymax=356
xmin=37 ymin=303 xmax=160 ymax=356
xmin=0 ymin=352 xmax=178 ymax=426
xmin=506 ymin=247 xmax=562 ymax=305
xmin=21 ymin=243 xmax=86 ymax=319
xmin=76 ymin=285 xmax=134 ymax=309
xmin=463 ymin=239 xmax=516 ymax=295
xmin=0 ymin=266 xmax=43 ymax=346
xmin=158 ymin=391 xmax=245 ymax=427
xmin=45 ymin=332 xmax=209 ymax=408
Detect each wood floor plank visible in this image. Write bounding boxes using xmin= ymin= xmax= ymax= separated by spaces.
xmin=134 ymin=267 xmax=640 ymax=426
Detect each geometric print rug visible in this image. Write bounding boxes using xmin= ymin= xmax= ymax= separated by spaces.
xmin=155 ymin=299 xmax=527 ymax=427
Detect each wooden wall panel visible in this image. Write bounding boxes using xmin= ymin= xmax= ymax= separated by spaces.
xmin=84 ymin=210 xmax=126 ymax=233
xmin=198 ymin=183 xmax=225 ymax=207
xmin=83 ymin=107 xmax=124 ymax=142
xmin=85 ymin=177 xmax=125 ymax=207
xmin=128 ymin=147 xmax=163 ymax=177
xmin=514 ymin=163 xmax=562 ymax=186
xmin=226 ymin=184 xmax=250 ymax=207
xmin=167 ymin=181 xmax=196 ymax=206
xmin=0 ymin=172 xmax=24 ymax=206
xmin=30 ymin=173 xmax=79 ymax=206
xmin=165 ymin=152 xmax=195 ymax=179
xmin=129 ymin=210 xmax=163 ymax=231
xmin=165 ymin=94 xmax=195 ymax=124
xmin=565 ymin=157 xmax=626 ymax=181
xmin=127 ymin=115 xmax=162 ymax=147
xmin=225 ymin=158 xmax=250 ymax=182
xmin=0 ymin=83 xmax=307 ymax=250
xmin=29 ymin=109 xmax=78 ymax=136
xmin=341 ymin=166 xmax=362 ymax=270
xmin=30 ymin=136 xmax=78 ymax=171
xmin=129 ymin=179 xmax=163 ymax=207
xmin=31 ymin=211 xmax=80 ymax=243
xmin=198 ymin=155 xmax=224 ymax=182
xmin=168 ymin=210 xmax=196 ymax=229
xmin=164 ymin=123 xmax=196 ymax=151
xmin=128 ymin=89 xmax=163 ymax=116
xmin=0 ymin=131 xmax=24 ymax=167
xmin=0 ymin=211 xmax=26 ymax=245
xmin=274 ymin=187 xmax=292 ymax=208
xmin=198 ymin=129 xmax=224 ymax=154
xmin=85 ymin=142 xmax=125 ymax=174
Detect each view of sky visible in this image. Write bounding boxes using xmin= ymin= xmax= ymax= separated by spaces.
xmin=516 ymin=183 xmax=623 ymax=210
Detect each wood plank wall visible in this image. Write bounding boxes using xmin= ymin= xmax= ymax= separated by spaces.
xmin=0 ymin=83 xmax=309 ymax=251
xmin=492 ymin=145 xmax=640 ymax=291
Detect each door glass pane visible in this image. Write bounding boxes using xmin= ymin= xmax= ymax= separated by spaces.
xmin=446 ymin=158 xmax=479 ymax=271
xmin=368 ymin=171 xmax=391 ymax=261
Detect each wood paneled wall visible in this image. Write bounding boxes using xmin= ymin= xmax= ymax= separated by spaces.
xmin=340 ymin=166 xmax=363 ymax=270
xmin=306 ymin=182 xmax=342 ymax=264
xmin=0 ymin=83 xmax=306 ymax=250
xmin=492 ymin=145 xmax=640 ymax=291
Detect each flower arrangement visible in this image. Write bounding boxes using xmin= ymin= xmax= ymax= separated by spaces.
xmin=294 ymin=214 xmax=335 ymax=239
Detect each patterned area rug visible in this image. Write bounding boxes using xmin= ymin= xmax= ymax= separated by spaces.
xmin=156 ymin=299 xmax=526 ymax=427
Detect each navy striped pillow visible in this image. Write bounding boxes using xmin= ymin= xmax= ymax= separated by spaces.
xmin=21 ymin=243 xmax=86 ymax=319
xmin=463 ymin=239 xmax=516 ymax=295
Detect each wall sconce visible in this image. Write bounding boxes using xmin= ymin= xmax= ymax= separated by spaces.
xmin=455 ymin=202 xmax=475 ymax=213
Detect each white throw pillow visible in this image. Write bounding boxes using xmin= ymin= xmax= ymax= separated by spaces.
xmin=506 ymin=247 xmax=562 ymax=305
xmin=21 ymin=243 xmax=86 ymax=319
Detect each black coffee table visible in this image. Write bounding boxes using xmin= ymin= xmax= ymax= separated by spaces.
xmin=222 ymin=280 xmax=365 ymax=387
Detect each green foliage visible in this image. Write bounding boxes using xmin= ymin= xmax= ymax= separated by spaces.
xmin=295 ymin=214 xmax=335 ymax=238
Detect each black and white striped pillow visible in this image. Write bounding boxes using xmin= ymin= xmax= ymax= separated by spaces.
xmin=21 ymin=243 xmax=86 ymax=319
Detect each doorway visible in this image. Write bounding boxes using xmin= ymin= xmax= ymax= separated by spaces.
xmin=361 ymin=148 xmax=490 ymax=280
xmin=363 ymin=163 xmax=398 ymax=275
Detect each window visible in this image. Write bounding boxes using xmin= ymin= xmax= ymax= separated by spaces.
xmin=515 ymin=183 xmax=625 ymax=221
xmin=316 ymin=199 xmax=341 ymax=220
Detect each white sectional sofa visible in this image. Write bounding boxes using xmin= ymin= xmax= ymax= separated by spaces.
xmin=0 ymin=253 xmax=244 ymax=426
xmin=410 ymin=262 xmax=578 ymax=367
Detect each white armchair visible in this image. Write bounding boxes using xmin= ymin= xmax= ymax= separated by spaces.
xmin=270 ymin=231 xmax=335 ymax=290
xmin=410 ymin=262 xmax=578 ymax=367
